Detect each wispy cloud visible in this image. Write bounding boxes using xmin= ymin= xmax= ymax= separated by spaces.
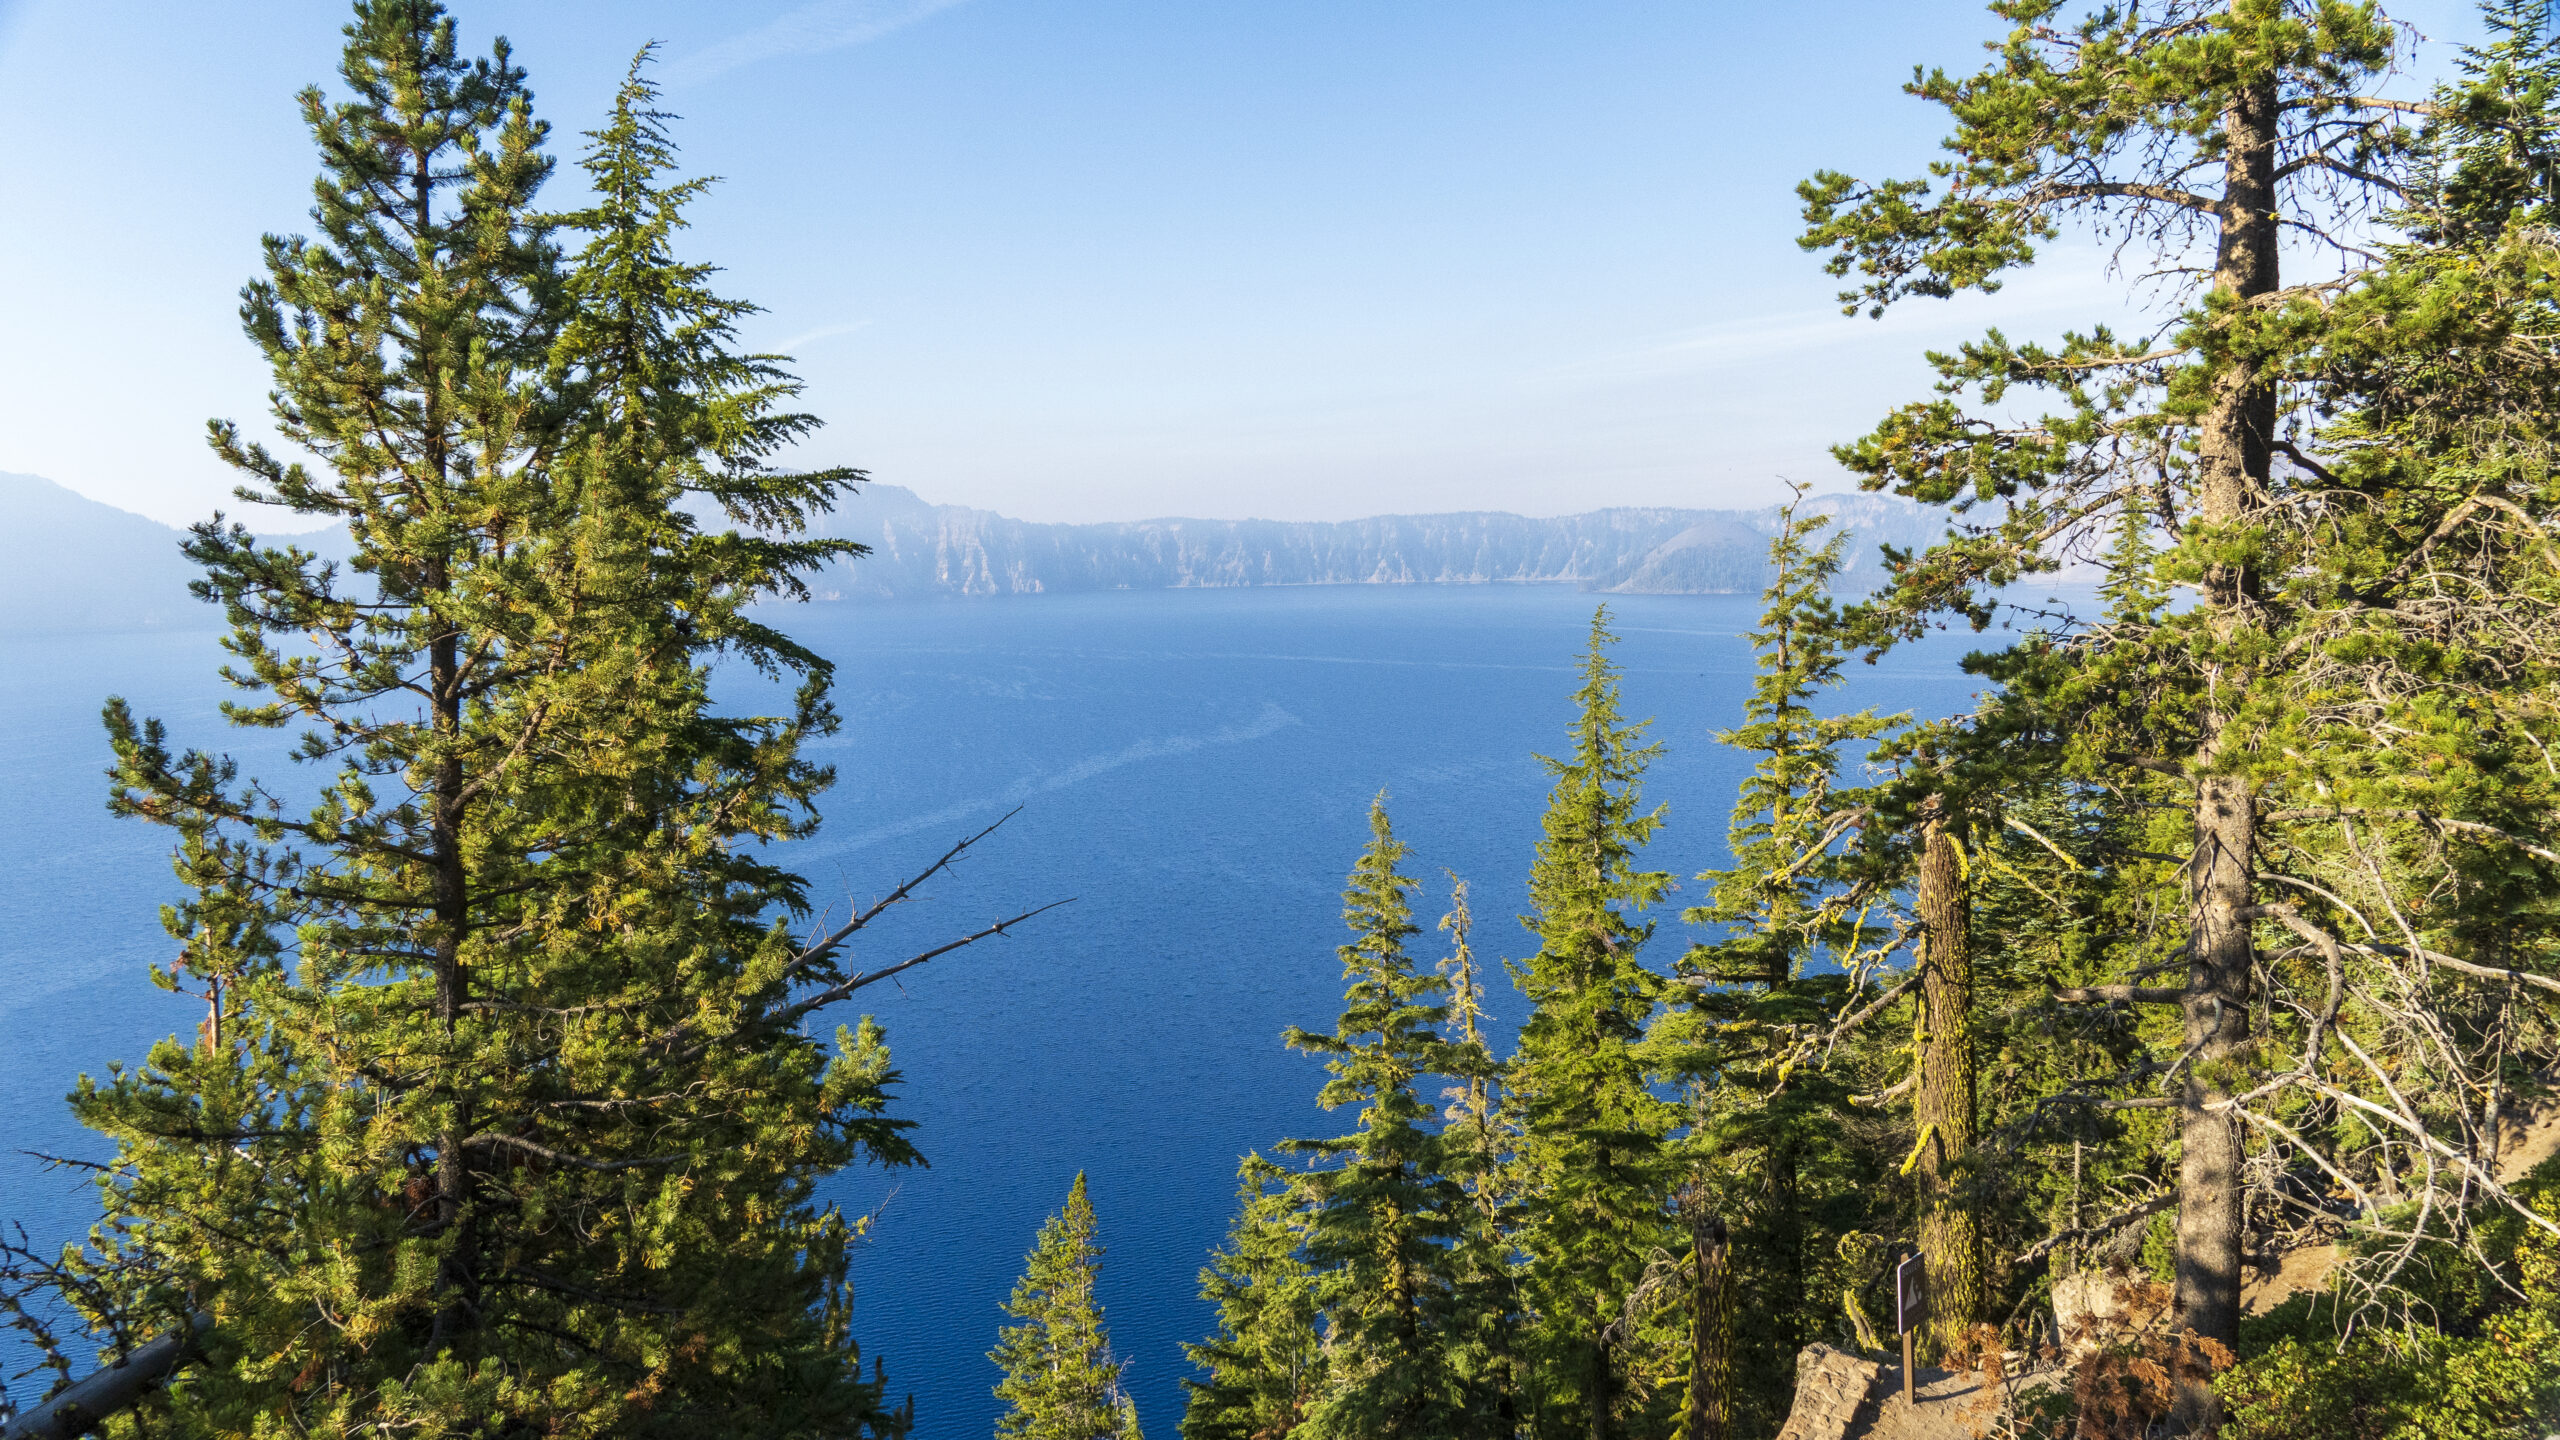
xmin=1543 ymin=259 xmax=2138 ymax=390
xmin=768 ymin=320 xmax=874 ymax=354
xmin=663 ymin=0 xmax=971 ymax=87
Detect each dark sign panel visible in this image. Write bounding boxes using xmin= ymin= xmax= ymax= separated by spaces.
xmin=1895 ymin=1254 xmax=1927 ymax=1336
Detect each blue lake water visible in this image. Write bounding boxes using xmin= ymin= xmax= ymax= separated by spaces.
xmin=0 ymin=583 xmax=2008 ymax=1435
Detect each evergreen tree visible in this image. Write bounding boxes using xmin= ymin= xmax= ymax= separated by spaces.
xmin=1180 ymin=1156 xmax=1327 ymax=1440
xmin=1807 ymin=4 xmax=2560 ymax=1427
xmin=1798 ymin=5 xmax=2420 ymax=1421
xmin=1501 ymin=611 xmax=1677 ymax=1440
xmin=993 ymin=1173 xmax=1134 ymax=1440
xmin=1433 ymin=877 xmax=1527 ymax=1440
xmin=54 ymin=16 xmax=1030 ymax=1435
xmin=2424 ymin=0 xmax=2560 ymax=246
xmin=1280 ymin=798 xmax=1465 ymax=1440
xmin=1647 ymin=497 xmax=1898 ymax=1427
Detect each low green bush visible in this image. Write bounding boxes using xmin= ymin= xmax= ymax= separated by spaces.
xmin=2217 ymin=1312 xmax=2560 ymax=1440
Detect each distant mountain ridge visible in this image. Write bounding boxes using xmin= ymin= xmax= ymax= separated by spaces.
xmin=806 ymin=485 xmax=1945 ymax=600
xmin=0 ymin=472 xmax=208 ymax=635
xmin=0 ymin=472 xmax=1949 ymax=634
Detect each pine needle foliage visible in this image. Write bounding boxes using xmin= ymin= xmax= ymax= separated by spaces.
xmin=1179 ymin=1156 xmax=1326 ymax=1440
xmin=1501 ymin=610 xmax=1678 ymax=1440
xmin=66 ymin=11 xmax=912 ymax=1436
xmin=1647 ymin=497 xmax=1899 ymax=1431
xmin=1432 ymin=878 xmax=1528 ymax=1438
xmin=1279 ymin=797 xmax=1467 ymax=1440
xmin=993 ymin=1174 xmax=1135 ymax=1440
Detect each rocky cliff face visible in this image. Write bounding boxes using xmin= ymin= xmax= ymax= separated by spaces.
xmin=807 ymin=487 xmax=1944 ymax=600
xmin=0 ymin=474 xmax=1951 ymax=634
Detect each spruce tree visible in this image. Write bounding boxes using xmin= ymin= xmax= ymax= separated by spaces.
xmin=1500 ymin=611 xmax=1676 ymax=1440
xmin=993 ymin=1173 xmax=1134 ymax=1440
xmin=1279 ymin=798 xmax=1465 ymax=1440
xmin=54 ymin=14 xmax=1028 ymax=1435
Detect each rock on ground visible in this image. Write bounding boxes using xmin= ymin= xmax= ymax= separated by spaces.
xmin=1775 ymin=1345 xmax=1880 ymax=1440
xmin=1774 ymin=1344 xmax=2065 ymax=1440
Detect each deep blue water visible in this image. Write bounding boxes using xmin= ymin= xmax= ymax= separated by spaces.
xmin=0 ymin=585 xmax=2004 ymax=1435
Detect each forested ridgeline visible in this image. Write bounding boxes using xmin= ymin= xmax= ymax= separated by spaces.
xmin=8 ymin=3 xmax=2560 ymax=1440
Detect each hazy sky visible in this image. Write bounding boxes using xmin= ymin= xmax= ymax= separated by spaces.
xmin=0 ymin=0 xmax=2488 ymax=527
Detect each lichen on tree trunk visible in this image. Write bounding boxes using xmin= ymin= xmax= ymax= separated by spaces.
xmin=1912 ymin=796 xmax=1983 ymax=1359
xmin=1682 ymin=1210 xmax=1732 ymax=1440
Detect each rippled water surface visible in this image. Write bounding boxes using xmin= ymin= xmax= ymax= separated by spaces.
xmin=0 ymin=584 xmax=2009 ymax=1435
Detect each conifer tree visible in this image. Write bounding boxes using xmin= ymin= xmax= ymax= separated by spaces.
xmin=1180 ymin=1156 xmax=1326 ymax=1440
xmin=1280 ymin=798 xmax=1465 ymax=1440
xmin=1433 ymin=877 xmax=1526 ymax=1439
xmin=1806 ymin=5 xmax=2560 ymax=1426
xmin=1906 ymin=773 xmax=1983 ymax=1358
xmin=993 ymin=1173 xmax=1134 ymax=1440
xmin=56 ymin=14 xmax=1042 ymax=1435
xmin=1798 ymin=6 xmax=2421 ymax=1419
xmin=1647 ymin=498 xmax=1897 ymax=1423
xmin=1501 ymin=611 xmax=1677 ymax=1440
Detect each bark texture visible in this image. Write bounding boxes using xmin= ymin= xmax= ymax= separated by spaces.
xmin=1682 ymin=1213 xmax=1733 ymax=1440
xmin=2170 ymin=70 xmax=2281 ymax=1432
xmin=1912 ymin=798 xmax=1983 ymax=1359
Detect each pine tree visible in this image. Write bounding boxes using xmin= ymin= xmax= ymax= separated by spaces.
xmin=1798 ymin=6 xmax=2419 ymax=1421
xmin=1280 ymin=797 xmax=1465 ymax=1440
xmin=1806 ymin=5 xmax=2560 ymax=1426
xmin=2424 ymin=0 xmax=2560 ymax=247
xmin=1501 ymin=610 xmax=1677 ymax=1440
xmin=994 ymin=1173 xmax=1134 ymax=1440
xmin=1433 ymin=877 xmax=1526 ymax=1440
xmin=56 ymin=16 xmax=1011 ymax=1435
xmin=1647 ymin=496 xmax=1897 ymax=1425
xmin=1180 ymin=1156 xmax=1326 ymax=1440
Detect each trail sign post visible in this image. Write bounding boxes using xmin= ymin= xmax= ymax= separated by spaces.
xmin=1895 ymin=1254 xmax=1927 ymax=1405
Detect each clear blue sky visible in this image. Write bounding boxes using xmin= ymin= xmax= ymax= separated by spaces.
xmin=0 ymin=0 xmax=2485 ymax=527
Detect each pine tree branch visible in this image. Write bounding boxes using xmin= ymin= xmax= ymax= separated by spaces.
xmin=2016 ymin=1194 xmax=2174 ymax=1265
xmin=457 ymin=1133 xmax=688 ymax=1173
xmin=2050 ymin=984 xmax=2186 ymax=1005
xmin=1819 ymin=974 xmax=1920 ymax=1050
xmin=763 ymin=901 xmax=1075 ymax=1036
xmin=2022 ymin=179 xmax=2222 ymax=216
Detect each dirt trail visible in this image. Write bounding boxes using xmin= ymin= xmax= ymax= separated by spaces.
xmin=1774 ymin=1345 xmax=2060 ymax=1440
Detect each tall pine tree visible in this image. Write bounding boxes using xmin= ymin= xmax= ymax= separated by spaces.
xmin=1648 ymin=495 xmax=1898 ymax=1427
xmin=1433 ymin=877 xmax=1526 ymax=1440
xmin=1280 ymin=797 xmax=1466 ymax=1440
xmin=1799 ymin=5 xmax=2418 ymax=1421
xmin=1501 ymin=611 xmax=1677 ymax=1440
xmin=57 ymin=18 xmax=1035 ymax=1436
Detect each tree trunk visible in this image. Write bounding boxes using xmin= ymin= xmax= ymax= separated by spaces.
xmin=417 ymin=138 xmax=478 ymax=1351
xmin=1682 ymin=1213 xmax=1732 ymax=1440
xmin=2172 ymin=70 xmax=2280 ymax=1433
xmin=1588 ymin=1323 xmax=1613 ymax=1440
xmin=1765 ymin=924 xmax=1806 ymax=1369
xmin=1913 ymin=796 xmax=1982 ymax=1360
